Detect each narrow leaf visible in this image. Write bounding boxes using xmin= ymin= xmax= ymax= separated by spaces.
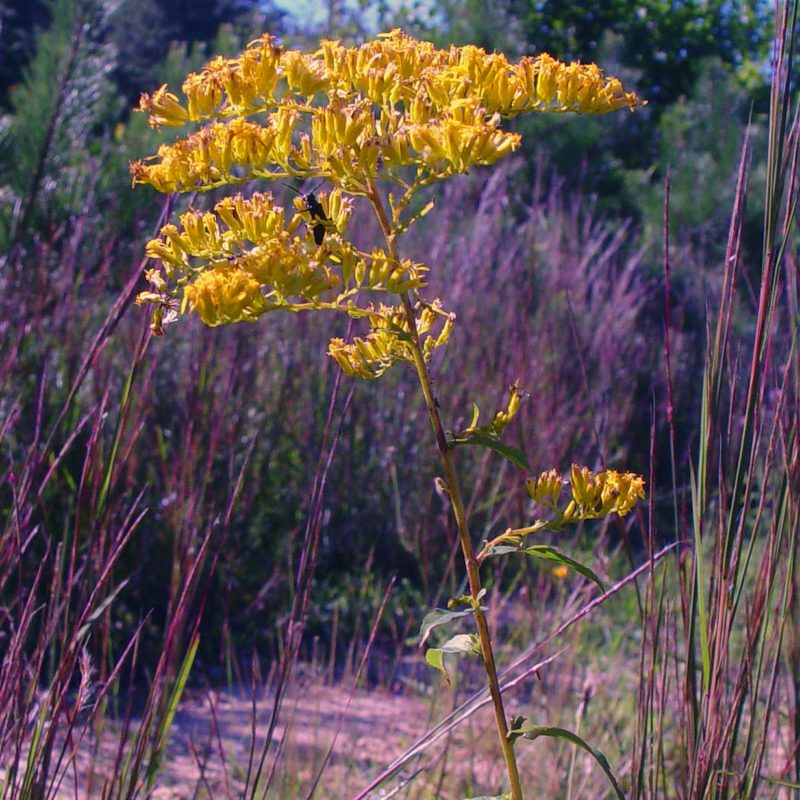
xmin=146 ymin=632 xmax=200 ymax=788
xmin=516 ymin=725 xmax=625 ymax=800
xmin=415 ymin=607 xmax=475 ymax=647
xmin=469 ymin=402 xmax=480 ymax=429
xmin=452 ymin=431 xmax=530 ymax=471
xmin=490 ymin=544 xmax=605 ymax=591
xmin=396 ymin=199 xmax=435 ymax=234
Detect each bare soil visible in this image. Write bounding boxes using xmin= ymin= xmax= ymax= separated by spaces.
xmin=56 ymin=677 xmax=509 ymax=799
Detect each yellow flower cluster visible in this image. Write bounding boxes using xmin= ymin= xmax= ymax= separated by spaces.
xmin=134 ymin=30 xmax=641 ymax=377
xmin=328 ymin=301 xmax=454 ymax=379
xmin=136 ymin=190 xmax=426 ymax=329
xmin=130 ymin=112 xmax=298 ymax=193
xmin=527 ymin=468 xmax=564 ymax=509
xmin=132 ymin=29 xmax=641 ymax=193
xmin=477 ymin=464 xmax=644 ymax=561
xmin=527 ymin=464 xmax=645 ymax=521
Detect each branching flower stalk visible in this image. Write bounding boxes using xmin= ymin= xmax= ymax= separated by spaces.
xmin=133 ymin=29 xmax=645 ymax=799
xmin=365 ymin=174 xmax=524 ymax=792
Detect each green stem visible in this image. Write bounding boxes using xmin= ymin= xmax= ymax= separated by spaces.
xmin=367 ymin=180 xmax=524 ymax=800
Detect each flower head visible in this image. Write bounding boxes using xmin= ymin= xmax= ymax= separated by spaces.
xmin=527 ymin=468 xmax=564 ymax=509
xmin=328 ymin=300 xmax=453 ymax=379
xmin=526 ymin=464 xmax=645 ymax=524
xmin=564 ymin=465 xmax=646 ymax=520
xmin=132 ymin=29 xmax=642 ymax=195
xmin=133 ymin=30 xmax=642 ymax=375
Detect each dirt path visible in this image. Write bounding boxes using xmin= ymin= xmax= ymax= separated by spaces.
xmin=58 ymin=678 xmax=506 ymax=799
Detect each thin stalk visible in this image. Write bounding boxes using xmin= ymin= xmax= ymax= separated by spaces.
xmin=367 ymin=180 xmax=524 ymax=800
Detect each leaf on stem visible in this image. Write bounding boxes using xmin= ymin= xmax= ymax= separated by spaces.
xmin=413 ymin=607 xmax=482 ymax=647
xmin=512 ymin=724 xmax=625 ymax=800
xmin=489 ymin=544 xmax=605 ymax=591
xmin=76 ymin=578 xmax=131 ymax=640
xmin=449 ymin=431 xmax=531 ymax=471
xmin=425 ymin=633 xmax=481 ymax=685
xmin=396 ymin=199 xmax=435 ymax=234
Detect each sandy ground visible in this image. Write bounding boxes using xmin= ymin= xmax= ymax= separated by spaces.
xmin=44 ymin=674 xmax=510 ymax=800
xmin=25 ymin=648 xmax=797 ymax=799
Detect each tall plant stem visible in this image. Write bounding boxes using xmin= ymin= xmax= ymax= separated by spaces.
xmin=367 ymin=181 xmax=524 ymax=800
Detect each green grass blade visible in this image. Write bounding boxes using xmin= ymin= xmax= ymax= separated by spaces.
xmin=145 ymin=632 xmax=200 ymax=790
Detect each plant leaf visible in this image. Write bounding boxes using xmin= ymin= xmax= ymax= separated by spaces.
xmin=415 ymin=607 xmax=476 ymax=647
xmin=490 ymin=544 xmax=605 ymax=591
xmin=146 ymin=632 xmax=200 ymax=788
xmin=507 ymin=714 xmax=528 ymax=745
xmin=396 ymin=199 xmax=435 ymax=234
xmin=469 ymin=402 xmax=480 ymax=429
xmin=515 ymin=725 xmax=625 ymax=800
xmin=451 ymin=431 xmax=530 ymax=471
xmin=425 ymin=634 xmax=480 ymax=685
xmin=436 ymin=633 xmax=480 ymax=655
xmin=425 ymin=647 xmax=449 ymax=684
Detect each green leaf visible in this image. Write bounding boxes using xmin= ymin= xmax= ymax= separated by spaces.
xmin=437 ymin=633 xmax=481 ymax=655
xmin=425 ymin=633 xmax=481 ymax=685
xmin=451 ymin=431 xmax=530 ymax=471
xmin=515 ymin=725 xmax=625 ymax=800
xmin=425 ymin=647 xmax=449 ymax=683
xmin=490 ymin=544 xmax=605 ymax=591
xmin=507 ymin=714 xmax=528 ymax=745
xmin=415 ymin=607 xmax=476 ymax=647
xmin=146 ymin=632 xmax=200 ymax=789
xmin=469 ymin=402 xmax=481 ymax=429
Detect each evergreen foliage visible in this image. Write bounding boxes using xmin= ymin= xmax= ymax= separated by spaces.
xmin=1 ymin=0 xmax=117 ymax=242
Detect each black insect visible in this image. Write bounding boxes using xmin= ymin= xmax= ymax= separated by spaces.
xmin=285 ymin=181 xmax=328 ymax=245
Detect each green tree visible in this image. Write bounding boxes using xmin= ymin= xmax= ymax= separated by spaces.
xmin=0 ymin=0 xmax=49 ymax=108
xmin=0 ymin=0 xmax=117 ymax=243
xmin=111 ymin=0 xmax=286 ymax=102
xmin=509 ymin=0 xmax=768 ymax=109
xmin=436 ymin=0 xmax=770 ymax=215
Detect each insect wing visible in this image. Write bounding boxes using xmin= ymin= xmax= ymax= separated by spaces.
xmin=305 ymin=192 xmax=328 ymax=245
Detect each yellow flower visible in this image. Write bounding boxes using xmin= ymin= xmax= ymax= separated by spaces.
xmin=491 ymin=383 xmax=523 ymax=433
xmin=184 ymin=265 xmax=268 ymax=326
xmin=597 ymin=469 xmax=647 ymax=516
xmin=568 ymin=464 xmax=645 ymax=519
xmin=133 ymin=29 xmax=641 ymax=362
xmin=283 ymin=50 xmax=330 ymax=97
xmin=524 ymin=465 xmax=644 ymax=525
xmin=137 ymin=85 xmax=189 ymax=127
xmin=527 ymin=468 xmax=563 ymax=509
xmin=182 ymin=64 xmax=224 ymax=120
xmin=328 ymin=300 xmax=453 ymax=379
xmin=133 ymin=29 xmax=642 ymax=194
xmin=214 ymin=192 xmax=288 ymax=243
